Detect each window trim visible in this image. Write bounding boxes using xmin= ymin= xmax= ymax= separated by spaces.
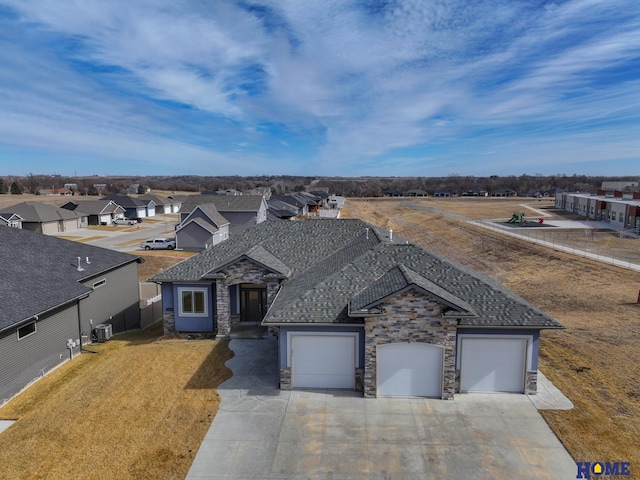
xmin=17 ymin=320 xmax=37 ymax=341
xmin=178 ymin=287 xmax=208 ymax=317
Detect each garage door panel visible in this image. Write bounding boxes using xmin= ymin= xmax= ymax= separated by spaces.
xmin=292 ymin=335 xmax=355 ymax=389
xmin=377 ymin=343 xmax=443 ymax=398
xmin=460 ymin=338 xmax=526 ymax=393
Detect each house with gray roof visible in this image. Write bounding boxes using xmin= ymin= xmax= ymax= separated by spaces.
xmin=61 ymin=200 xmax=126 ymax=225
xmin=180 ymin=194 xmax=267 ymax=235
xmin=175 ymin=204 xmax=230 ymax=251
xmin=0 ymin=212 xmax=23 ymax=228
xmin=0 ymin=201 xmax=87 ymax=234
xmin=0 ymin=227 xmax=141 ymax=406
xmin=101 ymin=194 xmax=155 ymax=219
xmin=150 ymin=219 xmax=562 ymax=399
xmin=138 ymin=193 xmax=181 ymax=214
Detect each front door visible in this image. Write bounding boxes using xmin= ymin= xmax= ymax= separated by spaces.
xmin=240 ymin=286 xmax=267 ymax=322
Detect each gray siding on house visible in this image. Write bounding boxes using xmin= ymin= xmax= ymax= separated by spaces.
xmin=223 ymin=211 xmax=260 ymax=235
xmin=78 ymin=262 xmax=141 ymax=336
xmin=176 ymin=222 xmax=221 ymax=251
xmin=0 ymin=305 xmax=81 ymax=406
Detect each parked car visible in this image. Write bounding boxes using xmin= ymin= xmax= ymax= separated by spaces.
xmin=141 ymin=238 xmax=176 ymax=250
xmin=113 ymin=218 xmax=136 ymax=226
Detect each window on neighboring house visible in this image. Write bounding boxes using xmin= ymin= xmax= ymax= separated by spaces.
xmin=179 ymin=288 xmax=208 ymax=316
xmin=18 ymin=321 xmax=36 ymax=340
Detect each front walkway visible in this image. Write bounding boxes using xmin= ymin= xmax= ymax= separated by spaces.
xmin=187 ymin=338 xmax=576 ymax=480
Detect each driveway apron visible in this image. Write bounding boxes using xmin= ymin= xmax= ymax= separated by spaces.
xmin=187 ymin=338 xmax=576 ymax=480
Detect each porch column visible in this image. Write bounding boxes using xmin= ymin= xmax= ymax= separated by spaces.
xmin=216 ymin=279 xmax=230 ymax=338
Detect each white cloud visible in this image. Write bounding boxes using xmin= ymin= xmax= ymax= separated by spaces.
xmin=0 ymin=0 xmax=638 ymax=175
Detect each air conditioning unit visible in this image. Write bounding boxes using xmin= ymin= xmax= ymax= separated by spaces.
xmin=94 ymin=323 xmax=113 ymax=342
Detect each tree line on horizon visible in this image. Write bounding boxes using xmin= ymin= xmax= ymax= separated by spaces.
xmin=0 ymin=173 xmax=636 ymax=198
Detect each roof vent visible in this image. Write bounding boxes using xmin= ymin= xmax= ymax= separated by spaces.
xmin=365 ymin=227 xmax=369 ymax=239
xmin=76 ymin=257 xmax=85 ymax=272
xmin=85 ymin=256 xmax=91 ymax=264
xmin=389 ymin=229 xmax=393 ymax=241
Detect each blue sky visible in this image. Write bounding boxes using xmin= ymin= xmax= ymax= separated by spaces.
xmin=0 ymin=0 xmax=638 ymax=177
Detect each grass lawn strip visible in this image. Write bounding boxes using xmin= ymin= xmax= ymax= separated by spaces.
xmin=0 ymin=324 xmax=233 ymax=480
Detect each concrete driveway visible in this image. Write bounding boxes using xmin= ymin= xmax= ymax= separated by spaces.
xmin=187 ymin=338 xmax=576 ymax=480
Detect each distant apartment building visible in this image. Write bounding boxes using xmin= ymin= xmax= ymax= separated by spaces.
xmin=555 ymin=190 xmax=640 ymax=232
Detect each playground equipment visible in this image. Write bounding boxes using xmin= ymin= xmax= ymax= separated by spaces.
xmin=508 ymin=212 xmax=527 ymax=224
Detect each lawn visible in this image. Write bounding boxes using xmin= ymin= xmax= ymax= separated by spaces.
xmin=342 ymin=197 xmax=640 ymax=471
xmin=0 ymin=324 xmax=233 ymax=480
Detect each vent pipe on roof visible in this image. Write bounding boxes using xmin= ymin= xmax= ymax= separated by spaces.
xmin=365 ymin=227 xmax=369 ymax=239
xmin=77 ymin=257 xmax=85 ymax=272
xmin=389 ymin=229 xmax=393 ymax=241
xmin=86 ymin=256 xmax=91 ymax=264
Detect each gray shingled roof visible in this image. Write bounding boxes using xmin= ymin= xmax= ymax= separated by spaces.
xmin=349 ymin=264 xmax=476 ymax=315
xmin=150 ymin=219 xmax=562 ymax=329
xmin=0 ymin=227 xmax=140 ymax=332
xmin=182 ymin=204 xmax=230 ymax=228
xmin=180 ymin=195 xmax=265 ymax=214
xmin=101 ymin=194 xmax=149 ymax=208
xmin=138 ymin=193 xmax=168 ymax=206
xmin=0 ymin=201 xmax=84 ymax=223
xmin=62 ymin=200 xmax=124 ymax=215
xmin=201 ymin=245 xmax=292 ymax=279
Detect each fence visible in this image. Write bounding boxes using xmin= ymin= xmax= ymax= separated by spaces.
xmin=402 ymin=202 xmax=640 ymax=272
xmin=139 ymin=282 xmax=163 ymax=329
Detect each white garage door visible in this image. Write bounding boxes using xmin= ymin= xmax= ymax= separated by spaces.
xmin=377 ymin=343 xmax=443 ymax=397
xmin=460 ymin=338 xmax=527 ymax=393
xmin=292 ymin=335 xmax=355 ymax=389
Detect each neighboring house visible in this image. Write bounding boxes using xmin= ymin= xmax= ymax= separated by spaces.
xmin=0 ymin=227 xmax=141 ymax=406
xmin=180 ymin=195 xmax=267 ymax=235
xmin=138 ymin=193 xmax=181 ymax=214
xmin=269 ymin=195 xmax=309 ymax=216
xmin=403 ymin=189 xmax=429 ymax=197
xmin=383 ymin=190 xmax=403 ymax=197
xmin=491 ymin=188 xmax=517 ymax=197
xmin=102 ymin=194 xmax=155 ymax=219
xmin=266 ymin=199 xmax=298 ymax=220
xmin=128 ymin=184 xmax=150 ymax=194
xmin=0 ymin=201 xmax=86 ymax=234
xmin=61 ymin=200 xmax=126 ymax=226
xmin=306 ymin=190 xmax=331 ymax=208
xmin=327 ymin=194 xmax=345 ymax=210
xmin=433 ymin=188 xmax=458 ymax=197
xmin=461 ymin=188 xmax=487 ymax=197
xmin=0 ymin=213 xmax=23 ymax=228
xmin=151 ymin=219 xmax=563 ymax=400
xmin=175 ymin=204 xmax=230 ymax=251
xmin=544 ymin=188 xmax=565 ymax=197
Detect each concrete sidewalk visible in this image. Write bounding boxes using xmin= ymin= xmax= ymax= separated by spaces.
xmin=187 ymin=338 xmax=577 ymax=479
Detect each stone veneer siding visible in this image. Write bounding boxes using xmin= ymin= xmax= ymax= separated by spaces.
xmin=163 ymin=312 xmax=175 ymax=335
xmin=525 ymin=371 xmax=537 ymax=395
xmin=280 ymin=367 xmax=292 ymax=390
xmin=216 ymin=259 xmax=281 ymax=338
xmin=364 ymin=290 xmax=457 ymax=399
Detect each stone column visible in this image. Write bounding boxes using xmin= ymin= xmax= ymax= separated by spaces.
xmin=216 ymin=279 xmax=230 ymax=338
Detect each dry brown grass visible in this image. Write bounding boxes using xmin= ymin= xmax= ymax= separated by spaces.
xmin=0 ymin=324 xmax=233 ymax=480
xmin=138 ymin=252 xmax=195 ymax=282
xmin=343 ymin=198 xmax=640 ymax=469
